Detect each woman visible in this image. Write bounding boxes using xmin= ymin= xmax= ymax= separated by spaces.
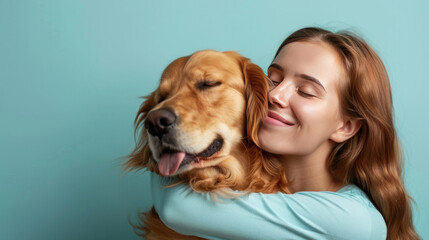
xmin=150 ymin=27 xmax=419 ymax=239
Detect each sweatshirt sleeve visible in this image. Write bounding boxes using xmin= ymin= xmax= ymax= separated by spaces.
xmin=150 ymin=173 xmax=387 ymax=240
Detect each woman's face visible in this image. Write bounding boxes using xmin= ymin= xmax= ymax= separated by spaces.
xmin=258 ymin=41 xmax=346 ymax=156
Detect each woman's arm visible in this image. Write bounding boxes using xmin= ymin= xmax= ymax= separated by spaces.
xmin=151 ymin=173 xmax=386 ymax=240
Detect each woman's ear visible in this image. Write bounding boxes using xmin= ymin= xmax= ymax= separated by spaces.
xmin=330 ymin=118 xmax=362 ymax=143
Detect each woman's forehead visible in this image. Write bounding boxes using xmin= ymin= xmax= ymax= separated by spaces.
xmin=276 ymin=41 xmax=339 ymax=65
xmin=273 ymin=41 xmax=345 ymax=87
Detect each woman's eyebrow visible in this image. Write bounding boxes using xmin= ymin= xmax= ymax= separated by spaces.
xmin=268 ymin=63 xmax=283 ymax=72
xmin=295 ymin=73 xmax=326 ymax=92
xmin=269 ymin=63 xmax=326 ymax=92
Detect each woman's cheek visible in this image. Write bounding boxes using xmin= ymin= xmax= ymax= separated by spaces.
xmin=294 ymin=101 xmax=319 ymax=124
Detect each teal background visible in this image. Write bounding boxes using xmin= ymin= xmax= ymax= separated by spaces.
xmin=1 ymin=0 xmax=428 ymax=239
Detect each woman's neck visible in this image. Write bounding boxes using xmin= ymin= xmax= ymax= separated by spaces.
xmin=279 ymin=142 xmax=344 ymax=193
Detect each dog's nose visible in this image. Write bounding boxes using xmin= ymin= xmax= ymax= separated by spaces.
xmin=145 ymin=108 xmax=177 ymax=138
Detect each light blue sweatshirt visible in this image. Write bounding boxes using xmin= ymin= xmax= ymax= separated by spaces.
xmin=151 ymin=173 xmax=387 ymax=240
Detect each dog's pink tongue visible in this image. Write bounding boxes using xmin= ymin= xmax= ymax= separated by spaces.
xmin=158 ymin=151 xmax=186 ymax=176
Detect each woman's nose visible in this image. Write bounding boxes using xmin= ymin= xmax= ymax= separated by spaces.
xmin=268 ymin=83 xmax=291 ymax=108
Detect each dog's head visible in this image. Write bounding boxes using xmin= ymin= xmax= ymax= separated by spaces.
xmin=126 ymin=50 xmax=268 ymax=177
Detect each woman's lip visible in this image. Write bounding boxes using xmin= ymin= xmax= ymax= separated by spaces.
xmin=264 ymin=111 xmax=294 ymax=126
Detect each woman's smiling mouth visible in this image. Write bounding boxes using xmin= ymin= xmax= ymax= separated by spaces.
xmin=264 ymin=111 xmax=295 ymax=127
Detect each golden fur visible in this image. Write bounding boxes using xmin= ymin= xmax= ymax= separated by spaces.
xmin=126 ymin=50 xmax=289 ymax=239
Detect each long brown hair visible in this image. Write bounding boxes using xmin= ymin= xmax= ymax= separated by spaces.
xmin=273 ymin=27 xmax=419 ymax=240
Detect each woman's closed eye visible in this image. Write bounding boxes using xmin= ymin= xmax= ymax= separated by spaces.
xmin=297 ymin=85 xmax=318 ymax=98
xmin=298 ymin=89 xmax=315 ymax=97
xmin=267 ymin=69 xmax=283 ymax=87
xmin=269 ymin=79 xmax=281 ymax=87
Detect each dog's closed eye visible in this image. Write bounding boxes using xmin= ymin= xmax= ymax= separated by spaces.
xmin=195 ymin=80 xmax=222 ymax=91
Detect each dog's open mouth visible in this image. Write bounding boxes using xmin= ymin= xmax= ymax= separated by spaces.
xmin=157 ymin=138 xmax=224 ymax=176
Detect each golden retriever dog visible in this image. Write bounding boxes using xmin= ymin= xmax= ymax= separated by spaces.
xmin=125 ymin=50 xmax=289 ymax=239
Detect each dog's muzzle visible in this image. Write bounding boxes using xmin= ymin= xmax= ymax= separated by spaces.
xmin=144 ymin=108 xmax=224 ymax=176
xmin=144 ymin=108 xmax=177 ymax=139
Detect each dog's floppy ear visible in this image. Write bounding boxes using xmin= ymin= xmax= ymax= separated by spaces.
xmin=124 ymin=92 xmax=158 ymax=173
xmin=241 ymin=59 xmax=269 ymax=147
